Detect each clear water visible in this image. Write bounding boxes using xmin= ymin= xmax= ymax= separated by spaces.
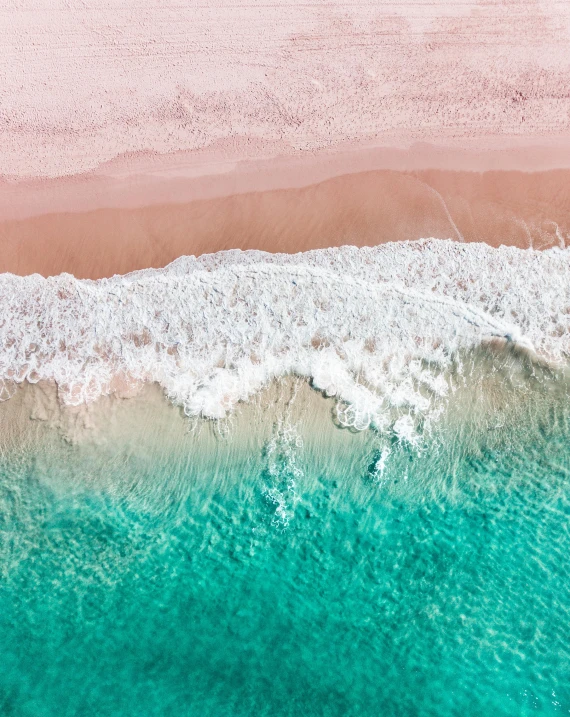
xmin=1 ymin=378 xmax=570 ymax=716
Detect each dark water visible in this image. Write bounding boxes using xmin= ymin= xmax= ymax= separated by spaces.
xmin=1 ymin=395 xmax=570 ymax=716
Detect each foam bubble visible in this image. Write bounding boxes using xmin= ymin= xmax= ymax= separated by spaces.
xmin=0 ymin=239 xmax=568 ymax=442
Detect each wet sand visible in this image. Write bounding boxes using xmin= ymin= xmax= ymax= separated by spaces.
xmin=1 ymin=152 xmax=570 ymax=279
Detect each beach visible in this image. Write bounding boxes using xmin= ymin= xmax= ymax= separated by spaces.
xmin=2 ymin=0 xmax=570 ymax=713
xmin=2 ymin=144 xmax=570 ymax=277
xmin=1 ymin=0 xmax=570 ymax=277
xmin=2 ymin=0 xmax=570 ymax=181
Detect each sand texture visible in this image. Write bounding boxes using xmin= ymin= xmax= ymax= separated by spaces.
xmin=1 ymin=167 xmax=569 ymax=278
xmin=1 ymin=0 xmax=570 ymax=179
xmin=2 ymin=1 xmax=570 ymax=278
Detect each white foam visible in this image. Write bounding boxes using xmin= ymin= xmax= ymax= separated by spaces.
xmin=0 ymin=239 xmax=568 ymax=441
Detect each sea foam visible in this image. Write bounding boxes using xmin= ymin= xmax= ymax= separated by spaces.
xmin=0 ymin=239 xmax=568 ymax=439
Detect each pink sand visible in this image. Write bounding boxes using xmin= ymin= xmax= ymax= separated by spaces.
xmin=2 ymin=0 xmax=570 ymax=278
xmin=2 ymin=0 xmax=570 ymax=181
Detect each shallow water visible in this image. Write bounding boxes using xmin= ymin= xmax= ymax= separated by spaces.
xmin=1 ymin=365 xmax=569 ymax=716
xmin=2 ymin=240 xmax=569 ymax=438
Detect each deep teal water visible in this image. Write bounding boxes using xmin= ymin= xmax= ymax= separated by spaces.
xmin=1 ymin=396 xmax=570 ymax=716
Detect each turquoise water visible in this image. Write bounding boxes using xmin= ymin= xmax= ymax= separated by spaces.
xmin=1 ymin=376 xmax=570 ymax=716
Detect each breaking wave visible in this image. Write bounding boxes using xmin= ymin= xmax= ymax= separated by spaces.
xmin=0 ymin=239 xmax=569 ymax=441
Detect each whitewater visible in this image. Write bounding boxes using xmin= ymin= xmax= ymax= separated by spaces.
xmin=0 ymin=239 xmax=568 ymax=442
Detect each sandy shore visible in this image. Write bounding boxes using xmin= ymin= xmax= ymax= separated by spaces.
xmin=1 ymin=142 xmax=570 ymax=278
xmin=2 ymin=0 xmax=570 ymax=278
xmin=2 ymin=0 xmax=570 ymax=180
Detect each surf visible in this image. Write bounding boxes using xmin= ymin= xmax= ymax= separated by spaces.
xmin=0 ymin=239 xmax=568 ymax=446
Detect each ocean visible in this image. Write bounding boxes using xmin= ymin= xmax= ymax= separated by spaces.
xmin=0 ymin=240 xmax=569 ymax=715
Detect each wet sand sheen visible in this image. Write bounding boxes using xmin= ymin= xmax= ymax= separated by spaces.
xmin=2 ymin=166 xmax=570 ymax=279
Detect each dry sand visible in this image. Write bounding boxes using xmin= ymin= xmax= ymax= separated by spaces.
xmin=2 ymin=0 xmax=570 ymax=180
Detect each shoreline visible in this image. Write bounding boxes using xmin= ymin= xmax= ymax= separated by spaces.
xmin=5 ymin=137 xmax=570 ymax=221
xmin=1 ymin=340 xmax=565 ymax=474
xmin=2 ymin=141 xmax=570 ymax=279
xmin=0 ymin=239 xmax=567 ymax=431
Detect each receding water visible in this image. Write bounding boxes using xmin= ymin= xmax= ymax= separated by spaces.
xmin=1 ymin=373 xmax=570 ymax=716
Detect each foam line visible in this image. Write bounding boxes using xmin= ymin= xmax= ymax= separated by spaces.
xmin=0 ymin=239 xmax=568 ymax=439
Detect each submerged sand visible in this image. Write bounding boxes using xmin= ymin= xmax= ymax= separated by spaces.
xmin=2 ymin=340 xmax=565 ymax=502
